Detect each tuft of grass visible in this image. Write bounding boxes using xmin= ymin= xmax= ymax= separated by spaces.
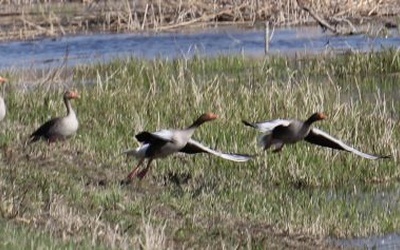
xmin=0 ymin=49 xmax=399 ymax=248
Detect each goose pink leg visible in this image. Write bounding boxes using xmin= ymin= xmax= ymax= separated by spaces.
xmin=136 ymin=159 xmax=153 ymax=180
xmin=127 ymin=158 xmax=145 ymax=180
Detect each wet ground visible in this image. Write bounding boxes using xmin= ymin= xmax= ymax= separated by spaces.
xmin=327 ymin=183 xmax=400 ymax=248
xmin=333 ymin=233 xmax=400 ymax=249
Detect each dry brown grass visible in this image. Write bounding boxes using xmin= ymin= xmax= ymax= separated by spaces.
xmin=0 ymin=0 xmax=398 ymax=41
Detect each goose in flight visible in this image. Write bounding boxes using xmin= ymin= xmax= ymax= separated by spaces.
xmin=123 ymin=113 xmax=252 ymax=180
xmin=242 ymin=112 xmax=390 ymax=160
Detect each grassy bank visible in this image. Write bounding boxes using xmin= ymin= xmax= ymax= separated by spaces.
xmin=0 ymin=0 xmax=398 ymax=41
xmin=0 ymin=49 xmax=399 ymax=248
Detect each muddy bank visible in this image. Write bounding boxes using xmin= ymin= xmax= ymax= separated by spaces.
xmin=0 ymin=0 xmax=398 ymax=42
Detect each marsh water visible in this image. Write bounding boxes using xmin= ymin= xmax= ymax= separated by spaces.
xmin=327 ymin=184 xmax=400 ymax=249
xmin=0 ymin=26 xmax=399 ymax=69
xmin=1 ymin=26 xmax=400 ymax=248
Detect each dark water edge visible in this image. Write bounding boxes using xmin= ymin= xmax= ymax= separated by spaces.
xmin=328 ymin=183 xmax=400 ymax=249
xmin=331 ymin=233 xmax=400 ymax=249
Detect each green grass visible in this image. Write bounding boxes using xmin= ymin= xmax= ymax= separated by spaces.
xmin=0 ymin=218 xmax=105 ymax=250
xmin=0 ymin=49 xmax=399 ymax=249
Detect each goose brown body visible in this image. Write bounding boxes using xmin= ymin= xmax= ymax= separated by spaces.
xmin=260 ymin=112 xmax=326 ymax=151
xmin=29 ymin=90 xmax=79 ymax=143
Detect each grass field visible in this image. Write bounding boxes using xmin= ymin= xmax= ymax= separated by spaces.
xmin=0 ymin=49 xmax=399 ymax=248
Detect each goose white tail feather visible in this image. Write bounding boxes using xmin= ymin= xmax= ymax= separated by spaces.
xmin=121 ymin=144 xmax=149 ymax=159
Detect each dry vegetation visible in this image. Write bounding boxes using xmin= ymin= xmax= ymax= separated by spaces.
xmin=0 ymin=0 xmax=398 ymax=41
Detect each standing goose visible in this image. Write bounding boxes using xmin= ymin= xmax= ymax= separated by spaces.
xmin=242 ymin=112 xmax=389 ymax=159
xmin=29 ymin=90 xmax=79 ymax=143
xmin=123 ymin=113 xmax=252 ymax=180
xmin=0 ymin=76 xmax=7 ymax=121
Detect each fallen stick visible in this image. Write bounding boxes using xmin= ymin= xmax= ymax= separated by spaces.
xmin=157 ymin=3 xmax=246 ymax=31
xmin=296 ymin=0 xmax=338 ymax=34
xmin=20 ymin=17 xmax=48 ymax=32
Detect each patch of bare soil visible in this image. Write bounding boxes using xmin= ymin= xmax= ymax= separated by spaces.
xmin=0 ymin=0 xmax=398 ymax=41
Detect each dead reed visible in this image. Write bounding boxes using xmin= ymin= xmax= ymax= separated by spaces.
xmin=0 ymin=0 xmax=397 ymax=41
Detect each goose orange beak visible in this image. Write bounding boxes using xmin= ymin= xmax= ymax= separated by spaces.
xmin=206 ymin=113 xmax=218 ymax=120
xmin=318 ymin=113 xmax=327 ymax=120
xmin=0 ymin=77 xmax=8 ymax=84
xmin=67 ymin=90 xmax=80 ymax=99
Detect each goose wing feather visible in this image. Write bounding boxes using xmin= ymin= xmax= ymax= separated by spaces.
xmin=29 ymin=118 xmax=60 ymax=143
xmin=242 ymin=119 xmax=291 ymax=133
xmin=135 ymin=129 xmax=174 ymax=143
xmin=305 ymin=128 xmax=389 ymax=160
xmin=180 ymin=139 xmax=253 ymax=162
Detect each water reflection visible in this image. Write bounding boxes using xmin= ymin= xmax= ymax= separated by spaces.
xmin=332 ymin=233 xmax=400 ymax=249
xmin=328 ymin=183 xmax=400 ymax=249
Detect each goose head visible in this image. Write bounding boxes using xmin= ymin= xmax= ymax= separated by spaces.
xmin=305 ymin=112 xmax=327 ymax=124
xmin=189 ymin=112 xmax=218 ymax=128
xmin=64 ymin=90 xmax=80 ymax=100
xmin=198 ymin=112 xmax=218 ymax=122
xmin=0 ymin=76 xmax=7 ymax=84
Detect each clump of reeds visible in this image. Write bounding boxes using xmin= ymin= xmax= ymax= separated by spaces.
xmin=0 ymin=0 xmax=398 ymax=41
